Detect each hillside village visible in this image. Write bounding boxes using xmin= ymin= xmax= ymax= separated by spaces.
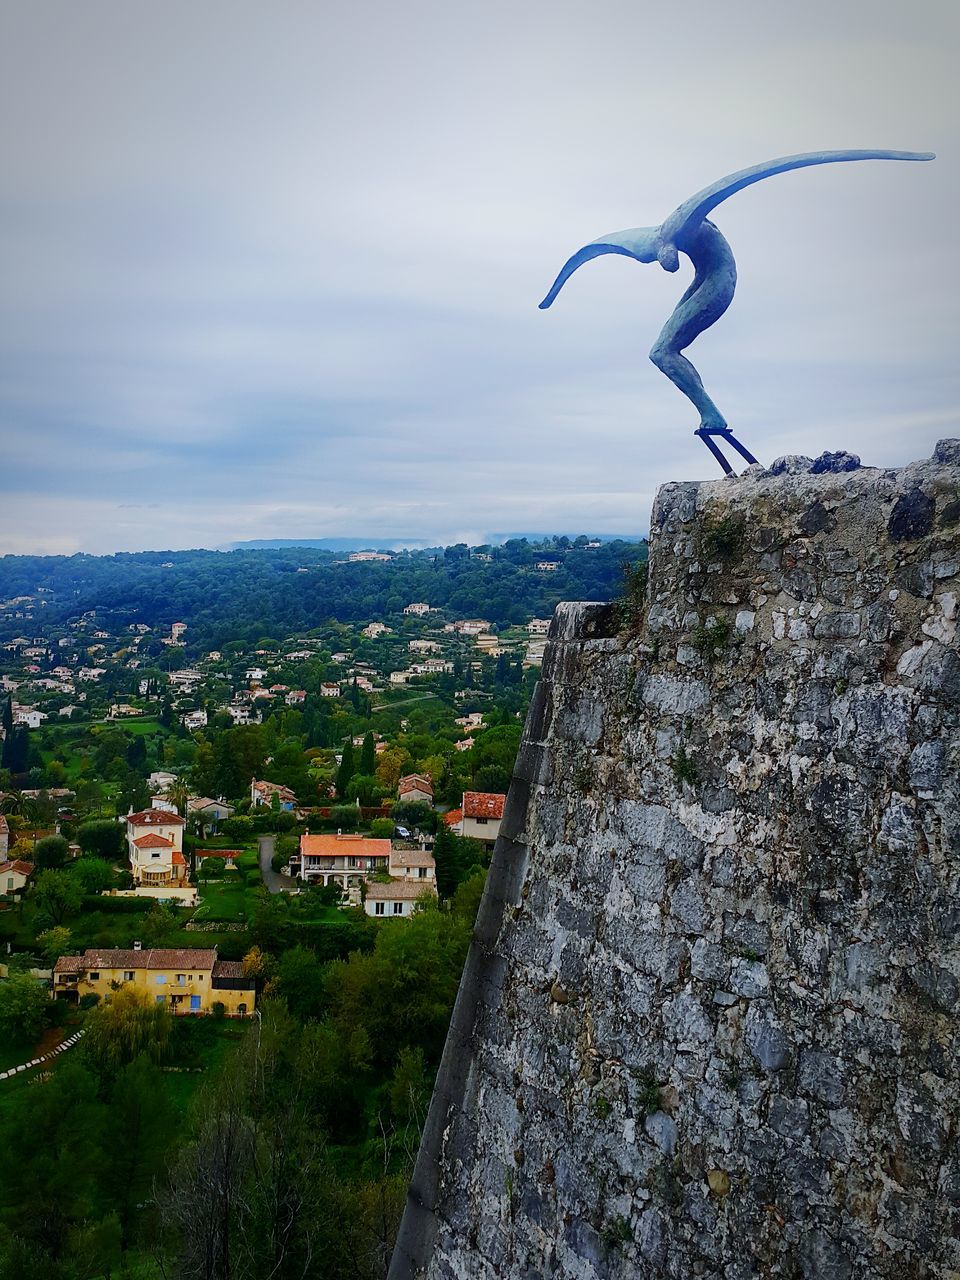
xmin=0 ymin=537 xmax=644 ymax=1278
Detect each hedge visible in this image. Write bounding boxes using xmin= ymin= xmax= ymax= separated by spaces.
xmin=82 ymin=895 xmax=154 ymax=914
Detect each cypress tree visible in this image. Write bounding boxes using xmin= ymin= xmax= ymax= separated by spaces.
xmin=360 ymin=731 xmax=376 ymax=777
xmin=335 ymin=738 xmax=355 ymax=799
xmin=431 ymin=822 xmax=460 ymax=898
xmin=1 ymin=696 xmax=13 ymax=770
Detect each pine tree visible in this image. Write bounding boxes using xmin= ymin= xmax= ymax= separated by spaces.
xmin=360 ymin=731 xmax=376 ymax=776
xmin=335 ymin=738 xmax=355 ymax=799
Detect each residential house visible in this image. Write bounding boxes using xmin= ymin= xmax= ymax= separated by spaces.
xmin=389 ymin=671 xmax=411 ymax=686
xmin=320 ymin=682 xmax=340 ymax=698
xmin=455 ymin=712 xmax=484 ymax=730
xmin=13 ymin=706 xmax=46 ymax=728
xmin=295 ymin=832 xmax=392 ymax=887
xmin=403 ymin=603 xmax=431 ymax=616
xmin=52 ymin=947 xmax=255 ymax=1016
xmin=0 ymin=859 xmax=33 ymax=895
xmin=181 ymin=709 xmax=208 ymax=731
xmin=225 ymin=705 xmax=256 ymax=725
xmin=250 ymin=779 xmax=296 ymax=810
xmin=525 ymin=638 xmax=549 ymax=667
xmin=397 ymin=774 xmax=434 ymax=806
xmin=347 ymin=551 xmax=391 ymax=562
xmin=454 ymin=737 xmax=475 ymax=752
xmin=363 ymin=878 xmax=435 ymax=918
xmin=285 ymin=689 xmax=307 ymax=705
xmin=126 ymin=809 xmax=187 ymax=887
xmin=171 ymin=622 xmax=187 ymax=641
xmin=527 ymin=618 xmax=551 ymax=635
xmin=188 ymin=797 xmax=235 ymax=833
xmin=388 ymin=849 xmax=436 ymax=885
xmin=409 ymin=640 xmax=440 ymax=654
xmin=148 ymin=771 xmax=177 ymax=791
xmin=460 ymin=791 xmax=506 ymax=847
xmin=361 ymin=622 xmax=391 ymax=639
xmin=245 ymin=667 xmax=268 ymax=684
xmin=535 ymin=560 xmax=559 ymax=572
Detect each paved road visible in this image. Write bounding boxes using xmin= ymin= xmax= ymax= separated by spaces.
xmin=258 ymin=834 xmax=297 ymax=894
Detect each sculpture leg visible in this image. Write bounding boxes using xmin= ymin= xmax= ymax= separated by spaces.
xmin=648 ymin=240 xmax=736 ymax=433
xmin=650 ymin=343 xmax=728 ymax=430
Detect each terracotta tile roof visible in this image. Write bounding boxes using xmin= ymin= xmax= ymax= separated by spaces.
xmin=53 ymin=955 xmax=85 ymax=974
xmin=211 ymin=959 xmax=248 ymax=979
xmin=366 ymin=878 xmax=438 ymax=900
xmin=172 ymin=851 xmax=186 ymax=866
xmin=463 ymin=791 xmax=506 ymax=820
xmin=443 ymin=808 xmax=463 ymax=827
xmin=300 ymin=833 xmax=391 ymax=858
xmin=127 ymin=809 xmax=186 ymax=826
xmin=0 ymin=859 xmax=35 ymax=876
xmin=398 ymin=774 xmax=433 ymax=796
xmin=133 ymin=833 xmax=174 ymax=849
xmin=196 ymin=848 xmax=240 ymax=859
xmin=68 ymin=947 xmax=218 ymax=971
xmin=390 ymin=850 xmax=436 ymax=869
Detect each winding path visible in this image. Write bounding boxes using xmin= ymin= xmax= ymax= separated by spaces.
xmin=258 ymin=835 xmax=297 ymax=894
xmin=0 ymin=1028 xmax=84 ymax=1082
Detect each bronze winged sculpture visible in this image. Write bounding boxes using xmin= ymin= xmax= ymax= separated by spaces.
xmin=539 ymin=150 xmax=935 ymax=472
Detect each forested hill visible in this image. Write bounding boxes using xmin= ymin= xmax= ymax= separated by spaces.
xmin=0 ymin=537 xmax=647 ymax=648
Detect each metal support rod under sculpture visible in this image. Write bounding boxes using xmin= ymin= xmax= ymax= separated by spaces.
xmin=539 ymin=149 xmax=934 ymax=474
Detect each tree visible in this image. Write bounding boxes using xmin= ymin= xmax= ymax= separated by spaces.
xmin=34 ymin=835 xmax=69 ymax=871
xmin=0 ymin=696 xmax=13 ymax=770
xmin=37 ymin=926 xmax=73 ymax=968
xmin=103 ymin=1055 xmax=175 ymax=1253
xmin=335 ymin=737 xmax=355 ymax=800
xmin=431 ymin=822 xmax=461 ymax=898
xmin=84 ymin=985 xmax=171 ymax=1077
xmin=359 ymin=730 xmax=376 ymax=776
xmin=0 ymin=974 xmax=48 ymax=1046
xmin=141 ymin=902 xmax=180 ymax=946
xmin=33 ymin=869 xmax=83 ymax=925
xmin=77 ymin=819 xmax=125 ymax=861
xmin=70 ymin=857 xmax=114 ymax=894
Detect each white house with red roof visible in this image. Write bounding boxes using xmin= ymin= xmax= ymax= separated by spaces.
xmin=125 ymin=808 xmax=187 ymax=887
xmin=0 ymin=859 xmax=34 ymax=895
xmin=460 ymin=791 xmax=506 ymax=846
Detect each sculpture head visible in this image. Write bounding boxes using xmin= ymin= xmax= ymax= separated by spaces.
xmin=539 ymin=225 xmax=662 ymax=308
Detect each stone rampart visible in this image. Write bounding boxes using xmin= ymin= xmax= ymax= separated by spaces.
xmin=390 ymin=442 xmax=960 ymax=1280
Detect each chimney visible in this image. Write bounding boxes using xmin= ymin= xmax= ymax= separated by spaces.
xmin=133 ymin=940 xmax=142 ymax=950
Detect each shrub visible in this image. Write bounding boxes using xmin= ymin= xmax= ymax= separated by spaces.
xmin=370 ymin=818 xmax=395 ymax=839
xmin=691 ymin=618 xmax=731 ymax=661
xmin=83 ymin=895 xmax=153 ymax=914
xmin=699 ymin=513 xmax=745 ymax=563
xmin=77 ymin=819 xmax=126 ymax=861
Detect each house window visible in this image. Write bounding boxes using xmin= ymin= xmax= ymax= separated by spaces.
xmin=374 ymin=902 xmax=384 ymax=916
xmin=393 ymin=902 xmax=403 ymax=915
xmin=476 ymin=817 xmax=488 ymax=825
xmin=418 ymin=867 xmax=427 ymax=878
xmin=123 ymin=971 xmax=134 ymax=982
xmin=155 ymin=995 xmax=165 ymax=1004
xmin=151 ymin=851 xmax=161 ymax=858
xmin=89 ymin=972 xmax=100 ymax=981
xmin=177 ymin=974 xmax=186 ymax=985
xmin=155 ymin=974 xmax=167 ymax=984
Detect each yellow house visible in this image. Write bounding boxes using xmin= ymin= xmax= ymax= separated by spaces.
xmin=52 ymin=946 xmax=255 ymax=1017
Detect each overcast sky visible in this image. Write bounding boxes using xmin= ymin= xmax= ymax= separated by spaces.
xmin=0 ymin=0 xmax=957 ymax=555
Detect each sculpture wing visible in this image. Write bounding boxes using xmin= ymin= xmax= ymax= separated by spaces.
xmin=539 ymin=228 xmax=660 ymax=309
xmin=660 ymin=149 xmax=935 ymax=250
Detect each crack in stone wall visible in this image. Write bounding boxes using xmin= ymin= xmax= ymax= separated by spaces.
xmin=390 ymin=441 xmax=960 ymax=1280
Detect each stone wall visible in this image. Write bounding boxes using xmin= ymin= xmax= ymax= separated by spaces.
xmin=390 ymin=442 xmax=960 ymax=1280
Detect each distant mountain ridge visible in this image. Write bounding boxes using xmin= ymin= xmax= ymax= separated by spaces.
xmin=224 ymin=533 xmax=644 ymax=551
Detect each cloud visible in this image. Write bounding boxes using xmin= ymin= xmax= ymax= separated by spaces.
xmin=0 ymin=0 xmax=958 ymax=554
